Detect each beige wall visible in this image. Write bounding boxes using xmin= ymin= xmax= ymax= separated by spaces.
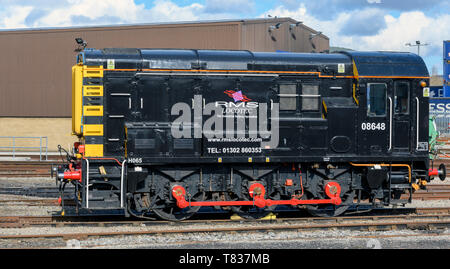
xmin=430 ymin=75 xmax=443 ymax=86
xmin=0 ymin=118 xmax=76 ymax=152
xmin=241 ymin=19 xmax=329 ymax=53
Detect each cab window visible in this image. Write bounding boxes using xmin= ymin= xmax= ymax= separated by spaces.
xmin=394 ymin=81 xmax=409 ymax=115
xmin=367 ymin=83 xmax=387 ymax=117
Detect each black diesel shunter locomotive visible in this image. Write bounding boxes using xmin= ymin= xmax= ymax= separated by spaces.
xmin=56 ymin=48 xmax=446 ymax=220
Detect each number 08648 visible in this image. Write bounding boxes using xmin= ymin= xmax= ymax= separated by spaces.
xmin=361 ymin=122 xmax=386 ymax=131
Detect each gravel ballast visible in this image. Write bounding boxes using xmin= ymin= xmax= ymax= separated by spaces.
xmin=0 ymin=176 xmax=449 ymax=249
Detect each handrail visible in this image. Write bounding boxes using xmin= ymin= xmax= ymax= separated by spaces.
xmin=121 ymin=160 xmax=127 ymax=208
xmin=416 ymin=97 xmax=420 ymax=151
xmin=388 ymin=97 xmax=393 ymax=151
xmin=86 ymin=158 xmax=90 ymax=209
xmin=0 ymin=136 xmax=48 ymax=161
xmin=349 ymin=162 xmax=411 ymax=183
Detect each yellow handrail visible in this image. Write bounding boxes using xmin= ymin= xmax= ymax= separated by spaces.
xmin=349 ymin=162 xmax=411 ymax=183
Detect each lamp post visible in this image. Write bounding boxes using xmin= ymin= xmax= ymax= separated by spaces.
xmin=405 ymin=40 xmax=429 ymax=56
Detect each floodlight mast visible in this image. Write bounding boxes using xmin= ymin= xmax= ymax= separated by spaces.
xmin=75 ymin=38 xmax=87 ymax=51
xmin=405 ymin=40 xmax=429 ymax=56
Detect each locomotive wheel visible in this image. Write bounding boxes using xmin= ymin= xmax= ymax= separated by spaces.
xmin=152 ymin=192 xmax=206 ymax=221
xmin=305 ymin=190 xmax=355 ymax=217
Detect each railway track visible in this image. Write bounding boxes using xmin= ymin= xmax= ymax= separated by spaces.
xmin=0 ymin=198 xmax=61 ymax=206
xmin=0 ymin=161 xmax=63 ymax=177
xmin=0 ymin=208 xmax=449 ymax=240
xmin=0 ymin=207 xmax=449 ymax=228
xmin=0 ymin=186 xmax=70 ymax=198
xmin=403 ymin=184 xmax=450 ymax=200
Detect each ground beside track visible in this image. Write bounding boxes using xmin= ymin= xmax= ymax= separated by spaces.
xmin=0 ymin=225 xmax=449 ymax=249
xmin=0 ymin=176 xmax=449 ymax=249
xmin=80 ymin=229 xmax=450 ymax=249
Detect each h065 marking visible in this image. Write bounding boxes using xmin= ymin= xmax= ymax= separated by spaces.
xmin=128 ymin=157 xmax=143 ymax=164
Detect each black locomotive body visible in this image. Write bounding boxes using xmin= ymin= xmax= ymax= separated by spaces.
xmin=56 ymin=48 xmax=444 ymax=220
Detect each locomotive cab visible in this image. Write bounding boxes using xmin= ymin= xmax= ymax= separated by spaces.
xmin=349 ymin=51 xmax=430 ymax=156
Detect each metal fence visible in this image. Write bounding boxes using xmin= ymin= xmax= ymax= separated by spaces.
xmin=0 ymin=136 xmax=48 ymax=161
xmin=433 ymin=116 xmax=450 ymax=136
xmin=430 ymin=98 xmax=450 ymax=136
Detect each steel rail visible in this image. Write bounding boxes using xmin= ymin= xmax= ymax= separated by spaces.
xmin=0 ymin=215 xmax=449 ymax=240
xmin=1 ymin=207 xmax=450 ymax=229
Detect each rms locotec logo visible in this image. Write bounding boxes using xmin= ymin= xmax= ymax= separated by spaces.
xmin=224 ymin=90 xmax=252 ymax=102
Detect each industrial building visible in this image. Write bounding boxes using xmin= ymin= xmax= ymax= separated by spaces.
xmin=0 ymin=18 xmax=329 ymax=154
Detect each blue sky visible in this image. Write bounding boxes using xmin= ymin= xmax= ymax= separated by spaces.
xmin=0 ymin=0 xmax=448 ymax=75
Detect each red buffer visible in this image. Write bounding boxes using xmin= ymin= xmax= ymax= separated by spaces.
xmin=429 ymin=163 xmax=446 ymax=181
xmin=63 ymin=170 xmax=82 ymax=182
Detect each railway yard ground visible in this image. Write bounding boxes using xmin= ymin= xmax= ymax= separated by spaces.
xmin=0 ymin=170 xmax=449 ymax=249
xmin=0 ymin=140 xmax=448 ymax=251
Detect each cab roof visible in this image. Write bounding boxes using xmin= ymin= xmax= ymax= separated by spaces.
xmin=341 ymin=51 xmax=429 ymax=78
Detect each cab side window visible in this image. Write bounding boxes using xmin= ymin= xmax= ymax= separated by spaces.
xmin=394 ymin=81 xmax=409 ymax=115
xmin=367 ymin=83 xmax=387 ymax=117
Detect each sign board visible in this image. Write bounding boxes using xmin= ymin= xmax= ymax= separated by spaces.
xmin=430 ymin=98 xmax=450 ymax=117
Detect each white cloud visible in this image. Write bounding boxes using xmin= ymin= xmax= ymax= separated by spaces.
xmin=0 ymin=0 xmax=206 ymax=29
xmin=262 ymin=4 xmax=450 ymax=72
xmin=0 ymin=5 xmax=34 ymax=29
xmin=38 ymin=0 xmax=144 ymax=26
xmin=339 ymin=8 xmax=387 ymax=36
xmin=361 ymin=12 xmax=450 ymax=57
xmin=0 ymin=0 xmax=256 ymax=30
xmin=140 ymin=0 xmax=203 ymax=23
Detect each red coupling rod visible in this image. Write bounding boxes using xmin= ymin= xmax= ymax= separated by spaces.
xmin=172 ymin=182 xmax=342 ymax=209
